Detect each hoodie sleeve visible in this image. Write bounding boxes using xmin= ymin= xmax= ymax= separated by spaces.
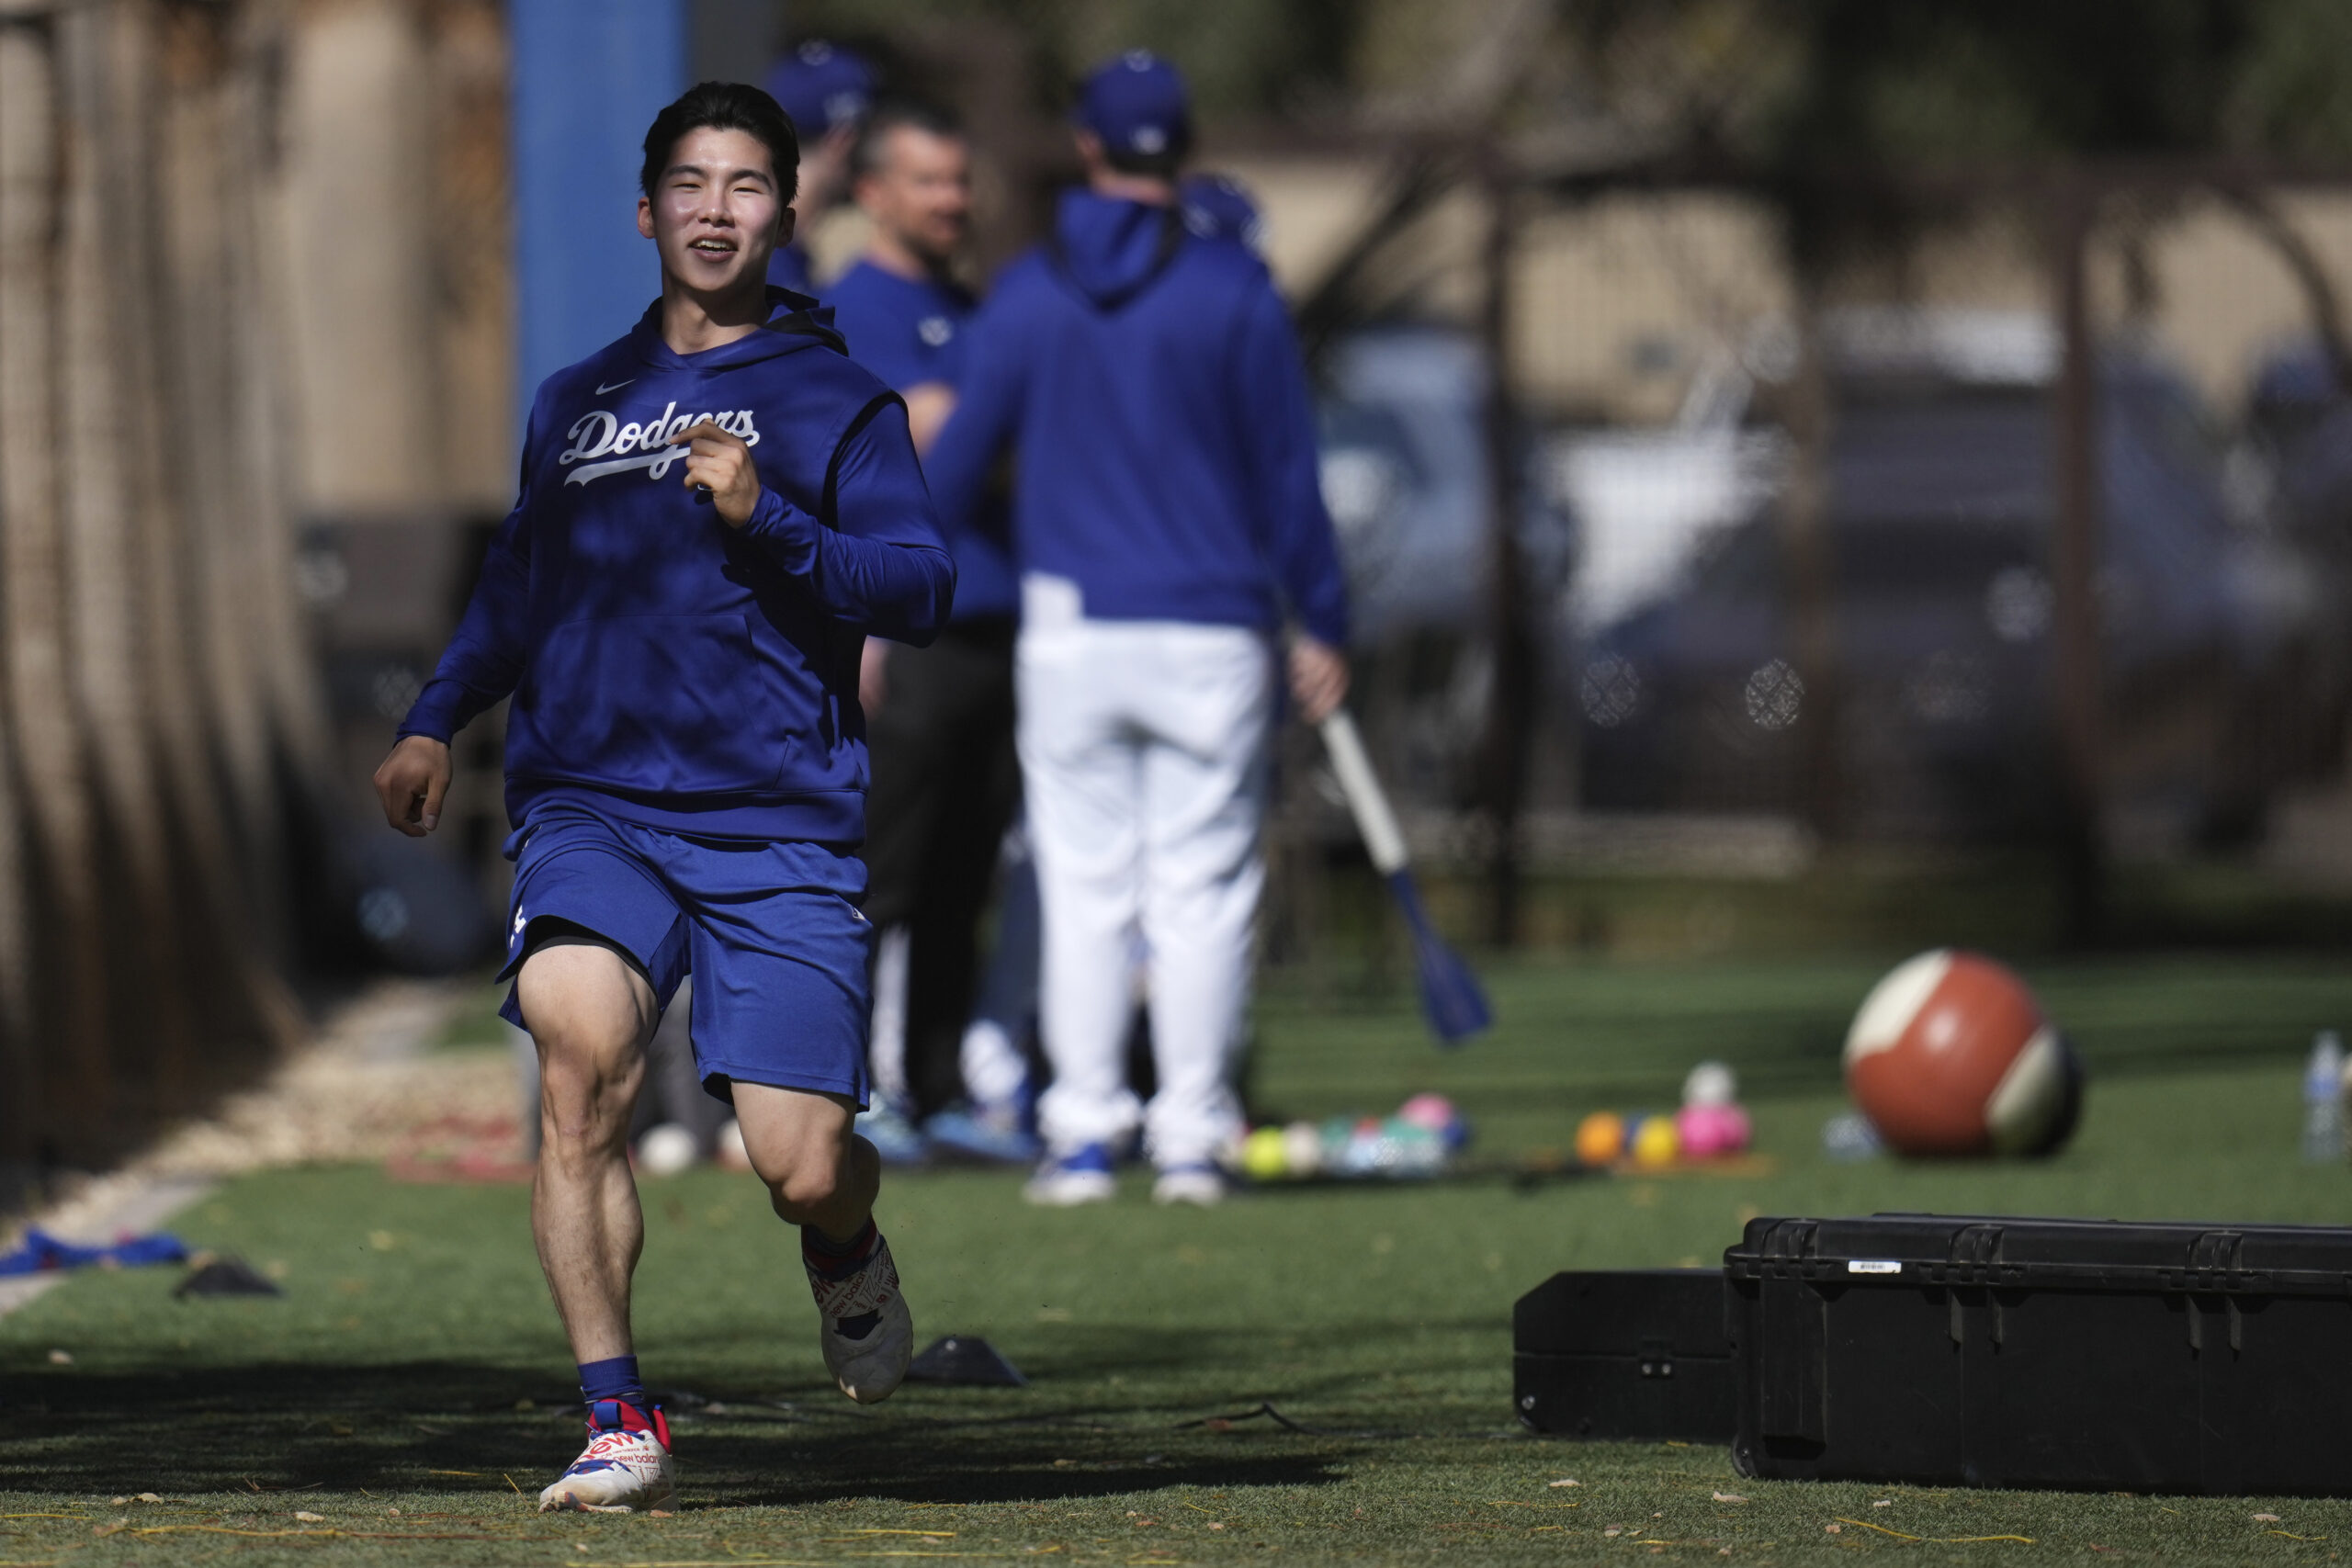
xmin=398 ymin=434 xmax=536 ymax=744
xmin=916 ymin=288 xmax=1027 ymax=543
xmin=739 ymin=396 xmax=957 ymax=643
xmin=1230 ymin=281 xmax=1350 ymax=648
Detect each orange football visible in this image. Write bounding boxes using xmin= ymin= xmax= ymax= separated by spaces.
xmin=1842 ymin=950 xmax=2083 ymax=1157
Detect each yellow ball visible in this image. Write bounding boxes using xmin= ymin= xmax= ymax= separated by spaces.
xmin=1241 ymin=1125 xmax=1291 ymax=1180
xmin=1632 ymin=1113 xmax=1681 ymax=1169
xmin=1575 ymin=1111 xmax=1626 ymax=1168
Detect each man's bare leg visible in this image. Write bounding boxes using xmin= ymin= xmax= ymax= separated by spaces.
xmin=733 ymin=1082 xmax=876 ymax=1242
xmin=735 ymin=1083 xmax=910 ymax=1403
xmin=514 ymin=934 xmax=675 ymax=1512
xmin=518 ymin=938 xmax=658 ymax=1362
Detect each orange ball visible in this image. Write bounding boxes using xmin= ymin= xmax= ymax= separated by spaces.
xmin=1575 ymin=1111 xmax=1626 ymax=1167
xmin=1843 ymin=949 xmax=2082 ymax=1157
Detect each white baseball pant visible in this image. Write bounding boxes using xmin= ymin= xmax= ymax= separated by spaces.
xmin=1015 ymin=597 xmax=1273 ymax=1169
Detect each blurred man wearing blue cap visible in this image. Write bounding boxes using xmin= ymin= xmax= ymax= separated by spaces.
xmin=923 ymin=51 xmax=1350 ymax=1209
xmin=763 ymin=39 xmax=876 ymax=296
xmin=828 ymin=102 xmax=1035 ymax=1167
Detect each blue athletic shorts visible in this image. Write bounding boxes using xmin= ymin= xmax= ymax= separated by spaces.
xmin=496 ymin=805 xmax=873 ymax=1107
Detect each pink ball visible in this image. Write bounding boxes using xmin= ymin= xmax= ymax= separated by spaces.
xmin=1398 ymin=1093 xmax=1457 ymax=1132
xmin=1676 ymin=1102 xmax=1752 ymax=1158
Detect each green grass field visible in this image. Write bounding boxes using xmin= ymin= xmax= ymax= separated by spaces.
xmin=9 ymin=953 xmax=2352 ymax=1564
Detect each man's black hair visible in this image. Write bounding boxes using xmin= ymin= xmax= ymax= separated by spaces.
xmin=850 ymin=98 xmax=964 ymax=182
xmin=640 ymin=81 xmax=801 ymax=209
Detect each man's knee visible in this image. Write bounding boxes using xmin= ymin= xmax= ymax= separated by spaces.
xmin=760 ymin=1142 xmax=850 ymax=1222
xmin=537 ymin=1044 xmax=643 ymax=1147
xmin=520 ymin=941 xmax=657 ymax=1155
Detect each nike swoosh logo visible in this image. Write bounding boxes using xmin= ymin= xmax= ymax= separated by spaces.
xmin=595 ymin=378 xmax=634 ymax=394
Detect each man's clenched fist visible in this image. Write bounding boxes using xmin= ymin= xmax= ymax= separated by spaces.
xmin=375 ymin=734 xmax=452 ymax=837
xmin=678 ymin=419 xmax=763 ymax=526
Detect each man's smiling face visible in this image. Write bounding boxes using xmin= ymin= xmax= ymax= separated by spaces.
xmin=638 ymin=126 xmax=791 ymax=296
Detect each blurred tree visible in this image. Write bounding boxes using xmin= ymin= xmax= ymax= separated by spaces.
xmin=782 ymin=0 xmax=1366 ymax=120
xmin=1558 ymin=0 xmax=2352 ymax=223
xmin=0 ymin=0 xmax=314 ymax=1194
xmin=1549 ymin=0 xmax=2352 ymax=935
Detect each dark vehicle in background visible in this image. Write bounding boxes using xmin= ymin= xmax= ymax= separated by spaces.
xmin=1572 ymin=310 xmax=2332 ymax=844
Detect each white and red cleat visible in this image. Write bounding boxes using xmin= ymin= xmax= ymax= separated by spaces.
xmin=537 ymin=1399 xmax=676 ymax=1513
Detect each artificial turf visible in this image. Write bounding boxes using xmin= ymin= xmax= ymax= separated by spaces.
xmin=7 ymin=952 xmax=2352 ymax=1564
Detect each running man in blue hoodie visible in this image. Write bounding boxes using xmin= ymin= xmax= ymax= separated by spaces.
xmin=373 ymin=82 xmax=953 ymax=1512
xmin=923 ymin=53 xmax=1349 ymax=1209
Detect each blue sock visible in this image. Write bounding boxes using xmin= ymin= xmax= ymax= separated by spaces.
xmin=578 ymin=1355 xmax=645 ymax=1413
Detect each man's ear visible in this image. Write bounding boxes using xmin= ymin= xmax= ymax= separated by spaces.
xmin=637 ymin=195 xmax=656 ymax=240
xmin=776 ymin=204 xmax=797 ymax=248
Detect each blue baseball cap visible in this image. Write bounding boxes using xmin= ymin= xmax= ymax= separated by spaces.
xmin=763 ymin=39 xmax=876 ymax=139
xmin=1075 ymin=51 xmax=1192 ymax=163
xmin=1181 ymin=173 xmax=1263 ymax=253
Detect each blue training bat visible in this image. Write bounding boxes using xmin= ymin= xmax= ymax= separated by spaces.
xmin=1318 ymin=709 xmax=1492 ymax=1046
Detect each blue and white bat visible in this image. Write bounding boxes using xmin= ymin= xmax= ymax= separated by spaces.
xmin=1317 ymin=709 xmax=1492 ymax=1046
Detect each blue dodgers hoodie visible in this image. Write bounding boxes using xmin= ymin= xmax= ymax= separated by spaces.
xmin=922 ymin=189 xmax=1348 ymax=647
xmin=399 ymin=289 xmax=956 ymax=845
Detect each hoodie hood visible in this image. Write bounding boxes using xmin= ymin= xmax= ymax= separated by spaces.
xmin=628 ymin=287 xmax=850 ymax=373
xmin=1046 ymin=189 xmax=1188 ymax=310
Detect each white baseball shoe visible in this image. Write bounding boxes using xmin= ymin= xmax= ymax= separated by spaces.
xmin=804 ymin=1225 xmax=913 ymax=1404
xmin=537 ymin=1400 xmax=676 ymax=1513
xmin=1152 ymin=1163 xmax=1227 ymax=1207
xmin=1023 ymin=1144 xmax=1117 ymax=1207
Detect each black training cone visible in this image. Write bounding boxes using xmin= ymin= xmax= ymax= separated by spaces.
xmin=905 ymin=1335 xmax=1026 ymax=1387
xmin=174 ymin=1256 xmax=282 ymax=1298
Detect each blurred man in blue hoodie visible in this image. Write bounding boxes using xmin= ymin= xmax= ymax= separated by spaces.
xmin=924 ymin=53 xmax=1349 ymax=1209
xmin=373 ymin=81 xmax=952 ymax=1510
xmin=830 ymin=102 xmax=1036 ymax=1165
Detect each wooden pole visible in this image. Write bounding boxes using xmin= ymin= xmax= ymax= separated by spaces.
xmin=2050 ymin=173 xmax=2105 ymax=945
xmin=1476 ymin=151 xmax=1535 ymax=947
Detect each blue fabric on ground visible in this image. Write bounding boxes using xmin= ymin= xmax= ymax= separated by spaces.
xmin=0 ymin=1228 xmax=189 ymax=1276
xmin=922 ymin=190 xmax=1347 ymax=647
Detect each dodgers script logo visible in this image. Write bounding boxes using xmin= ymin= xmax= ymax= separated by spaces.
xmin=560 ymin=400 xmax=762 ymax=488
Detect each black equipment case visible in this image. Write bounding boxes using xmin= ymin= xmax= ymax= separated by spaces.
xmin=1513 ymin=1269 xmax=1738 ymax=1442
xmin=1725 ymin=1213 xmax=2352 ymax=1495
